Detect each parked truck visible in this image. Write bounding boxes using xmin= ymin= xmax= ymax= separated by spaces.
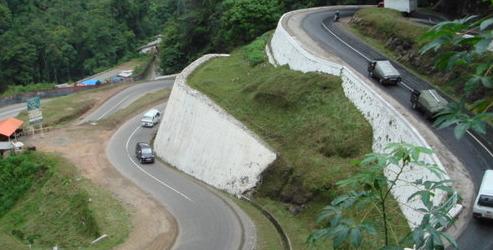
xmin=411 ymin=89 xmax=448 ymax=119
xmin=384 ymin=0 xmax=417 ymax=14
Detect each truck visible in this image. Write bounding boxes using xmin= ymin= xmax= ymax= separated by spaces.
xmin=473 ymin=170 xmax=493 ymax=219
xmin=410 ymin=89 xmax=449 ymax=119
xmin=368 ymin=60 xmax=401 ymax=85
xmin=384 ymin=0 xmax=418 ymax=14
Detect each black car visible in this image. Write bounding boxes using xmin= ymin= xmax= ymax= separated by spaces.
xmin=135 ymin=142 xmax=155 ymax=164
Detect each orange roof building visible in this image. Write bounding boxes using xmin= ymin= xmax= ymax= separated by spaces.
xmin=0 ymin=118 xmax=23 ymax=138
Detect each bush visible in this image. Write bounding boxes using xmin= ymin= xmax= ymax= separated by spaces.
xmin=0 ymin=153 xmax=49 ymax=216
xmin=243 ymin=36 xmax=268 ymax=66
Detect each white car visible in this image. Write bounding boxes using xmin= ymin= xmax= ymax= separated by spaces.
xmin=141 ymin=109 xmax=161 ymax=127
xmin=117 ymin=70 xmax=133 ymax=78
xmin=473 ymin=170 xmax=493 ymax=219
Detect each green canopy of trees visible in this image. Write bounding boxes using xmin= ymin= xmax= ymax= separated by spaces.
xmin=0 ymin=0 xmax=173 ymax=91
xmin=158 ymin=0 xmax=381 ymax=74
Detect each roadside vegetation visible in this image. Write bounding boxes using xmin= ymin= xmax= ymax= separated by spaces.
xmin=349 ymin=7 xmax=493 ymax=103
xmin=16 ymin=84 xmax=127 ymax=128
xmin=0 ymin=152 xmax=130 ymax=249
xmin=188 ymin=34 xmax=409 ymax=249
xmin=131 ymin=54 xmax=154 ymax=80
xmin=1 ymin=83 xmax=55 ymax=97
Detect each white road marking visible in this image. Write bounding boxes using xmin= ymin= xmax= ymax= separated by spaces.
xmin=399 ymin=81 xmax=414 ymax=92
xmin=322 ymin=14 xmax=493 ymax=160
xmin=96 ymin=95 xmax=132 ymax=121
xmin=125 ymin=125 xmax=193 ymax=202
xmin=321 ymin=21 xmax=371 ymax=61
xmin=466 ymin=130 xmax=493 ymax=159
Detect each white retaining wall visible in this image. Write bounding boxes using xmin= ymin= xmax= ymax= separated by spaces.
xmin=271 ymin=12 xmax=449 ymax=227
xmin=154 ymin=54 xmax=277 ymax=195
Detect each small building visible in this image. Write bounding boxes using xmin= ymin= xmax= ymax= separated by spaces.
xmin=384 ymin=0 xmax=418 ymax=14
xmin=0 ymin=118 xmax=23 ymax=141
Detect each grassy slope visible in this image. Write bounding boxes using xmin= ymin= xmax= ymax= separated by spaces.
xmin=0 ymin=152 xmax=129 ymax=249
xmin=188 ymin=36 xmax=409 ymax=249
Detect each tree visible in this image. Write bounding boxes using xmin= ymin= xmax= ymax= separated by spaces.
xmin=221 ymin=0 xmax=282 ymax=46
xmin=0 ymin=2 xmax=11 ymax=34
xmin=420 ymin=4 xmax=493 ymax=139
xmin=308 ymin=143 xmax=459 ymax=249
xmin=0 ymin=32 xmax=37 ymax=86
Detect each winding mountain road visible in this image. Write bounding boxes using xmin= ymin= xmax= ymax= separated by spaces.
xmin=106 ymin=104 xmax=255 ymax=250
xmin=79 ymin=78 xmax=174 ymax=124
xmin=298 ymin=6 xmax=493 ymax=249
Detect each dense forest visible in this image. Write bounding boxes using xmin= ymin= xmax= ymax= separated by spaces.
xmin=0 ymin=0 xmax=174 ymax=90
xmin=158 ymin=0 xmax=380 ymax=74
xmin=157 ymin=0 xmax=492 ymax=74
xmin=0 ymin=0 xmax=490 ymax=92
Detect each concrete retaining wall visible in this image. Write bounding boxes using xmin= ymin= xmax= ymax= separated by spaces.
xmin=270 ymin=12 xmax=449 ymax=227
xmin=154 ymin=54 xmax=277 ymax=195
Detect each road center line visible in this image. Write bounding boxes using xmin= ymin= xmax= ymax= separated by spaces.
xmin=321 ymin=21 xmax=371 ymax=61
xmin=96 ymin=94 xmax=132 ymax=121
xmin=466 ymin=130 xmax=493 ymax=160
xmin=125 ymin=125 xmax=193 ymax=202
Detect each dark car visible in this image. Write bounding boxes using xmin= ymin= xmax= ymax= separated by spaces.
xmin=135 ymin=142 xmax=155 ymax=164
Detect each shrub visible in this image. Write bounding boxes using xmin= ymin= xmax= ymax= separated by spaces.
xmin=243 ymin=34 xmax=269 ymax=66
xmin=1 ymin=83 xmax=55 ymax=97
xmin=0 ymin=152 xmax=49 ymax=216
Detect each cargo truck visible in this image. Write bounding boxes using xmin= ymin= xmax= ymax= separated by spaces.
xmin=384 ymin=0 xmax=417 ymax=14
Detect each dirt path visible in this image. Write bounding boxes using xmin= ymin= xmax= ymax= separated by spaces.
xmin=24 ymin=87 xmax=177 ymax=250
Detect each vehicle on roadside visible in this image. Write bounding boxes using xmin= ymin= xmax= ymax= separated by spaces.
xmin=333 ymin=10 xmax=340 ymax=22
xmin=135 ymin=142 xmax=155 ymax=164
xmin=473 ymin=170 xmax=493 ymax=219
xmin=368 ymin=60 xmax=401 ymax=85
xmin=383 ymin=0 xmax=417 ymax=14
xmin=141 ymin=109 xmax=161 ymax=127
xmin=410 ymin=89 xmax=448 ymax=119
xmin=117 ymin=70 xmax=133 ymax=78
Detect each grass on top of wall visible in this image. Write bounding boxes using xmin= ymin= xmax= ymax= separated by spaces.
xmin=187 ymin=34 xmax=410 ymax=249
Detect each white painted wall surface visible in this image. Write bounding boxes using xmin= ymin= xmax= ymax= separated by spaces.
xmin=154 ymin=54 xmax=277 ymax=195
xmin=270 ymin=12 xmax=449 ymax=228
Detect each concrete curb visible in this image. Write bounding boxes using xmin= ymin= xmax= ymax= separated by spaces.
xmin=240 ymin=195 xmax=292 ymax=250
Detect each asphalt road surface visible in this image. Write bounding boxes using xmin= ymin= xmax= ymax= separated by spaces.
xmin=106 ymin=104 xmax=255 ymax=250
xmin=300 ymin=7 xmax=493 ymax=249
xmin=79 ymin=78 xmax=174 ymax=124
xmin=0 ymin=103 xmax=27 ymax=120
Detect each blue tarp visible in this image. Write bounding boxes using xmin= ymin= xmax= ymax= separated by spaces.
xmin=81 ymin=79 xmax=101 ymax=86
